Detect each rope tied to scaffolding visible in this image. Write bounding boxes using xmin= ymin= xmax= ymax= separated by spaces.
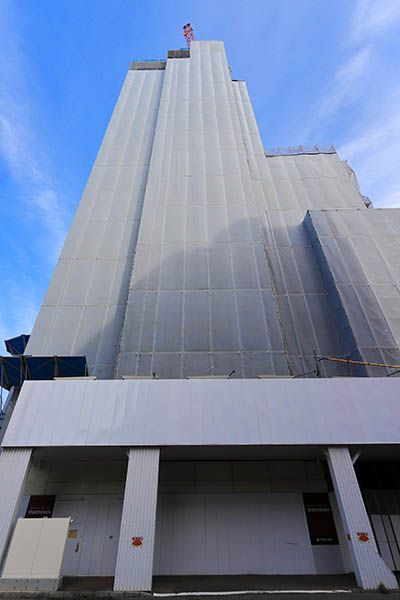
xmin=319 ymin=356 xmax=400 ymax=370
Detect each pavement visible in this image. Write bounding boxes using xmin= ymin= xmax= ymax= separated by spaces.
xmin=0 ymin=574 xmax=399 ymax=600
xmin=152 ymin=575 xmax=359 ymax=592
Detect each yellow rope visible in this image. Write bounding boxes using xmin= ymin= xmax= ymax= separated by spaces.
xmin=320 ymin=356 xmax=400 ymax=369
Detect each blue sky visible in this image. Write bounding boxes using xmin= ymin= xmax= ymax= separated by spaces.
xmin=0 ymin=0 xmax=399 ymax=345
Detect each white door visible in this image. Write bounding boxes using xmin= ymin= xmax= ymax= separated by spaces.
xmin=53 ymin=497 xmax=87 ymax=576
xmin=97 ymin=496 xmax=123 ymax=576
xmin=53 ymin=495 xmax=123 ymax=576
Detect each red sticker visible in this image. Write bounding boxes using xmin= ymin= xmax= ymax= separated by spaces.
xmin=357 ymin=532 xmax=370 ymax=542
xmin=132 ymin=536 xmax=143 ymax=547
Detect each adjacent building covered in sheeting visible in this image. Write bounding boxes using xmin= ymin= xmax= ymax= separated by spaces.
xmin=1 ymin=41 xmax=400 ymax=592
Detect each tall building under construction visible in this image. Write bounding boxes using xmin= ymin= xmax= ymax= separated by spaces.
xmin=1 ymin=41 xmax=400 ymax=592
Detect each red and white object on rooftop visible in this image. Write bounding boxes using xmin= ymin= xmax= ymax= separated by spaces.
xmin=183 ymin=23 xmax=194 ymax=47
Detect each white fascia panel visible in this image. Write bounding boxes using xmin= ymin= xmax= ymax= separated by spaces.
xmin=3 ymin=378 xmax=400 ymax=448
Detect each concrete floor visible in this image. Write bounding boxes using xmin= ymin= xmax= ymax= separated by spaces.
xmin=60 ymin=575 xmax=359 ymax=593
xmin=49 ymin=574 xmax=400 ymax=600
xmin=152 ymin=575 xmax=359 ymax=592
xmin=62 ymin=577 xmax=114 ymax=591
xmin=1 ymin=575 xmax=400 ymax=599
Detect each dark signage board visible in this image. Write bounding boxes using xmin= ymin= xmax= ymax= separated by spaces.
xmin=25 ymin=495 xmax=56 ymax=518
xmin=303 ymin=493 xmax=339 ymax=545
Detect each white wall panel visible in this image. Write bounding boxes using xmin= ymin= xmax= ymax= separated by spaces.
xmin=4 ymin=378 xmax=400 ymax=448
xmin=154 ymin=492 xmax=315 ymax=575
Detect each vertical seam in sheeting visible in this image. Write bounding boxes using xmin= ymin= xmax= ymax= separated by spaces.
xmin=195 ymin=45 xmax=214 ymax=375
xmin=233 ymin=83 xmax=289 ymax=364
xmin=211 ymin=46 xmax=245 ymax=378
xmin=235 ymin=83 xmax=295 ymax=374
xmin=113 ymin=70 xmax=165 ymax=378
xmin=232 ymin=81 xmax=292 ymax=375
xmin=233 ymin=82 xmax=272 ymax=357
xmin=181 ymin=59 xmax=190 ymax=376
xmin=264 ymin=156 xmax=322 ymax=364
xmin=151 ymin=59 xmax=177 ymax=374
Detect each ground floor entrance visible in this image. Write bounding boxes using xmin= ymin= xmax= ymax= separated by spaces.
xmin=24 ymin=489 xmax=343 ymax=577
xmin=53 ymin=495 xmax=123 ymax=576
xmin=6 ymin=446 xmax=400 ymax=590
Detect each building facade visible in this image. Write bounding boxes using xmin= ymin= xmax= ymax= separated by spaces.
xmin=1 ymin=41 xmax=400 ymax=591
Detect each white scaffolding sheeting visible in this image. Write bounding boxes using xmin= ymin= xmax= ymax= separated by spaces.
xmin=25 ymin=69 xmax=164 ymax=378
xmin=23 ymin=41 xmax=400 ymax=380
xmin=232 ymin=79 xmax=366 ymax=378
xmin=116 ymin=43 xmax=288 ymax=379
xmin=307 ymin=208 xmax=400 ymax=376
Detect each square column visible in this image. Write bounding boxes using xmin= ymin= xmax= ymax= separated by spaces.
xmin=327 ymin=447 xmax=398 ymax=589
xmin=114 ymin=447 xmax=160 ymax=591
xmin=0 ymin=448 xmax=32 ymax=567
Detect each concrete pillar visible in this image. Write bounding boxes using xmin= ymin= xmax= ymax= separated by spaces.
xmin=0 ymin=448 xmax=32 ymax=567
xmin=327 ymin=447 xmax=398 ymax=589
xmin=114 ymin=447 xmax=160 ymax=591
xmin=329 ymin=491 xmax=352 ymax=573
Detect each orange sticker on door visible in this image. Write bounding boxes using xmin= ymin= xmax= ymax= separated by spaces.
xmin=357 ymin=532 xmax=370 ymax=542
xmin=132 ymin=536 xmax=143 ymax=547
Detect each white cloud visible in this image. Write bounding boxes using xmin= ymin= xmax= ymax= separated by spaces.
xmin=335 ymin=2 xmax=400 ymax=207
xmin=297 ymin=1 xmax=400 ymax=208
xmin=0 ymin=101 xmax=68 ymax=262
xmin=338 ymin=98 xmax=400 ymax=207
xmin=0 ymin=2 xmax=69 ymax=258
xmin=351 ymin=0 xmax=400 ymax=44
xmin=0 ymin=1 xmax=70 ymax=341
xmin=311 ymin=47 xmax=371 ymax=127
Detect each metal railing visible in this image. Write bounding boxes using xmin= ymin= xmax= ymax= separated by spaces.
xmin=132 ymin=58 xmax=167 ymax=63
xmin=265 ymin=144 xmax=336 ymax=157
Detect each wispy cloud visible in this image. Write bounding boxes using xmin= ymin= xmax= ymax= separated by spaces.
xmin=0 ymin=78 xmax=68 ymax=261
xmin=351 ymin=0 xmax=400 ymax=44
xmin=338 ymin=90 xmax=400 ymax=208
xmin=298 ymin=0 xmax=400 ymax=207
xmin=337 ymin=0 xmax=400 ymax=207
xmin=0 ymin=1 xmax=70 ymax=344
xmin=310 ymin=47 xmax=371 ymax=127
